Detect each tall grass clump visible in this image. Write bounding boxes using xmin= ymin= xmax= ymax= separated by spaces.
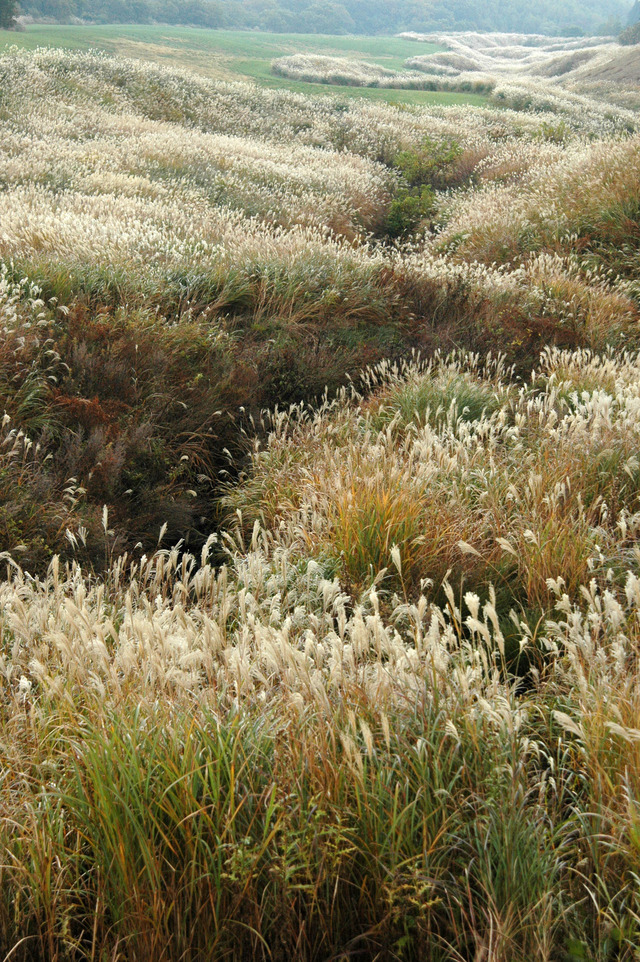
xmin=228 ymin=348 xmax=640 ymax=619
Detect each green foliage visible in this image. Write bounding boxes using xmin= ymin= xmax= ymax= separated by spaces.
xmin=385 ymin=185 xmax=435 ymax=238
xmin=384 ymin=137 xmax=463 ymax=238
xmin=394 ymin=138 xmax=463 ymax=190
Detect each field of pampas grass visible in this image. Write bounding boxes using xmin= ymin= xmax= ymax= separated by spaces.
xmin=275 ymin=31 xmax=640 ymax=118
xmin=2 ymin=44 xmax=638 ymax=569
xmin=402 ymin=30 xmax=640 ymax=111
xmin=5 ymin=348 xmax=640 ymax=959
xmin=2 ymin=37 xmax=640 ymax=961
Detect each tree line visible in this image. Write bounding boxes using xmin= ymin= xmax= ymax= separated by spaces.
xmin=1 ymin=0 xmax=633 ymax=39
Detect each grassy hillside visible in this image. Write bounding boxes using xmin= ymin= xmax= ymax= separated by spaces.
xmin=0 ymin=25 xmax=487 ymax=104
xmin=0 ymin=42 xmax=636 ymax=567
xmin=2 ymin=35 xmax=640 ymax=962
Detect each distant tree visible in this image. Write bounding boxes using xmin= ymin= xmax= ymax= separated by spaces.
xmin=620 ymin=19 xmax=640 ymax=41
xmin=15 ymin=0 xmax=634 ymax=35
xmin=302 ymin=1 xmax=354 ymax=34
xmin=174 ymin=0 xmax=220 ymax=26
xmin=0 ymin=0 xmax=17 ymax=28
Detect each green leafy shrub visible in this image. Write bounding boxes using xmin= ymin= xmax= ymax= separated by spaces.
xmin=393 ymin=137 xmax=464 ymax=190
xmin=385 ymin=186 xmax=435 ymax=238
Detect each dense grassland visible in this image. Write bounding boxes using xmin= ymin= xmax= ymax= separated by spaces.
xmin=2 ymin=32 xmax=640 ymax=961
xmin=0 ymin=25 xmax=482 ymax=104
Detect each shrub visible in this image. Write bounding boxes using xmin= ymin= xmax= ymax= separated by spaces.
xmin=385 ymin=186 xmax=435 ymax=238
xmin=393 ymin=138 xmax=464 ymax=191
xmin=619 ymin=22 xmax=640 ymax=44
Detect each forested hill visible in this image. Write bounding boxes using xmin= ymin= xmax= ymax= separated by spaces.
xmin=18 ymin=0 xmax=630 ymax=36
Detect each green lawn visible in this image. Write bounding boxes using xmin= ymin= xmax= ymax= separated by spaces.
xmin=2 ymin=25 xmax=488 ymax=106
